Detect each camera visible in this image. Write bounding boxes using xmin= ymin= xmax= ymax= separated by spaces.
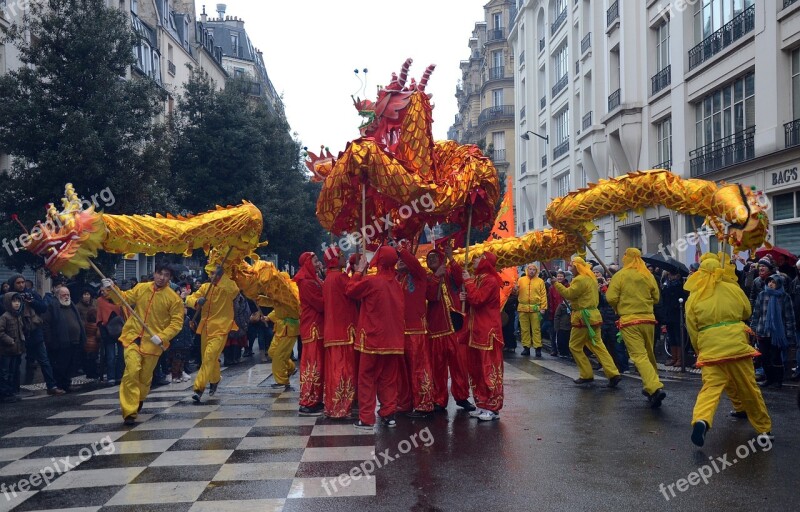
xmin=21 ymin=292 xmax=34 ymax=302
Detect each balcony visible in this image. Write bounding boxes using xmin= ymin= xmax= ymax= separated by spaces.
xmin=607 ymin=1 xmax=619 ymax=27
xmin=491 ymin=149 xmax=507 ymax=162
xmin=785 ymin=119 xmax=800 ymax=148
xmin=652 ymin=159 xmax=672 ymax=170
xmin=582 ymin=111 xmax=593 ymax=130
xmin=167 ymin=60 xmax=176 ymax=76
xmin=540 ymin=96 xmax=546 ymax=109
xmin=551 ymin=8 xmax=567 ymax=35
xmin=520 ymin=106 xmax=526 ymax=119
xmin=521 ymin=161 xmax=527 ymax=175
xmin=608 ymin=88 xmax=621 ymax=112
xmin=519 ymin=51 xmax=525 ymax=66
xmin=688 ymin=5 xmax=755 ymax=70
xmin=489 ymin=66 xmax=505 ymax=80
xmin=689 ymin=127 xmax=755 ymax=177
xmin=539 ymin=38 xmax=545 ymax=52
xmin=552 ymin=74 xmax=568 ymax=97
xmin=542 ymin=155 xmax=548 ymax=167
xmin=478 ymin=105 xmax=514 ymax=125
xmin=487 ymin=27 xmax=506 ymax=42
xmin=553 ymin=139 xmax=570 ymax=160
xmin=581 ymin=32 xmax=591 ymax=54
xmin=786 ymin=0 xmax=800 ymax=7
xmin=651 ymin=65 xmax=671 ymax=95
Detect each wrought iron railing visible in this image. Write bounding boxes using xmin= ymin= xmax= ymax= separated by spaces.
xmin=519 ymin=51 xmax=525 ymax=65
xmin=608 ymin=88 xmax=621 ymax=111
xmin=520 ymin=106 xmax=526 ymax=119
xmin=581 ymin=32 xmax=591 ymax=54
xmin=487 ymin=27 xmax=506 ymax=42
xmin=521 ymin=161 xmax=527 ymax=174
xmin=652 ymin=159 xmax=672 ymax=170
xmin=553 ymin=139 xmax=570 ymax=159
xmin=167 ymin=60 xmax=176 ymax=76
xmin=785 ymin=119 xmax=800 ymax=148
xmin=489 ymin=66 xmax=505 ymax=80
xmin=688 ymin=5 xmax=755 ymax=70
xmin=689 ymin=126 xmax=755 ymax=176
xmin=542 ymin=155 xmax=548 ymax=167
xmin=552 ymin=8 xmax=567 ymax=35
xmin=552 ymin=74 xmax=568 ymax=97
xmin=651 ymin=65 xmax=671 ymax=95
xmin=582 ymin=111 xmax=593 ymax=130
xmin=607 ymin=1 xmax=619 ymax=27
xmin=528 ymin=219 xmax=535 ymax=230
xmin=478 ymin=105 xmax=515 ymax=124
xmin=784 ymin=0 xmax=798 ymax=9
xmin=491 ymin=149 xmax=507 ymax=162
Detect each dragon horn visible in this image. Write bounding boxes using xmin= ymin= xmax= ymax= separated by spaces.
xmin=397 ymin=58 xmax=413 ymax=88
xmin=419 ymin=64 xmax=436 ymax=91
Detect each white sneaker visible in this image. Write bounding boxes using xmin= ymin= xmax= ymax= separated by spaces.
xmin=469 ymin=408 xmax=485 ymax=418
xmin=477 ymin=410 xmax=500 ymax=421
xmin=181 ymin=372 xmax=191 ymax=382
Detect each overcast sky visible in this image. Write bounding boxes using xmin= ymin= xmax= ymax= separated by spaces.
xmin=212 ymin=0 xmax=488 ymax=152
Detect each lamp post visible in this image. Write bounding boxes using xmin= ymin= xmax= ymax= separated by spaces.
xmin=520 ymin=130 xmax=549 ymax=143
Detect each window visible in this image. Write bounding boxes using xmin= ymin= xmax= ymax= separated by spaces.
xmin=657 ymin=117 xmax=672 ymax=165
xmin=554 ymin=0 xmax=567 ymax=17
xmin=234 ymin=67 xmax=245 ymax=78
xmin=695 ymin=73 xmax=754 ymax=148
xmin=131 ymin=0 xmax=137 ymax=14
xmin=492 ymin=50 xmax=503 ymax=69
xmin=576 ymin=165 xmax=586 ymax=188
xmin=771 ymin=191 xmax=800 ymax=255
xmin=493 ymin=11 xmax=502 ymax=29
xmin=492 ymin=88 xmax=504 ymax=107
xmin=553 ymin=43 xmax=568 ymax=81
xmin=793 ymin=49 xmax=800 ymax=120
xmin=554 ymin=107 xmax=569 ymax=145
xmin=656 ymin=22 xmax=670 ymax=71
xmin=556 ymin=172 xmax=571 ymax=197
xmin=694 ymin=0 xmax=755 ymax=42
xmin=231 ymin=33 xmax=239 ymax=55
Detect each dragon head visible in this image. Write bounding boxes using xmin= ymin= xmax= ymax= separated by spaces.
xmin=710 ymin=183 xmax=769 ymax=251
xmin=25 ymin=184 xmax=107 ymax=277
xmin=304 ymin=146 xmax=336 ymax=182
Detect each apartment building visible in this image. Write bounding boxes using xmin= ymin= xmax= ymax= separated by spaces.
xmin=448 ymin=0 xmax=519 ymax=196
xmin=511 ymin=0 xmax=800 ymax=264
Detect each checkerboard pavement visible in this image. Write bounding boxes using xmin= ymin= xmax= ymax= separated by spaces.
xmin=0 ymin=365 xmax=377 ymax=511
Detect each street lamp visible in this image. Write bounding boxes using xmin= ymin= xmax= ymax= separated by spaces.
xmin=520 ymin=130 xmax=549 ymax=143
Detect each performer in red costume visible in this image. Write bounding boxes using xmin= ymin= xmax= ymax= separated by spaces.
xmin=346 ymin=247 xmax=405 ymax=431
xmin=462 ymin=251 xmax=504 ymax=421
xmin=395 ymin=241 xmax=435 ymax=418
xmin=295 ymin=252 xmax=325 ymax=416
xmin=321 ymin=247 xmax=358 ymax=418
xmin=426 ymin=245 xmax=475 ymax=412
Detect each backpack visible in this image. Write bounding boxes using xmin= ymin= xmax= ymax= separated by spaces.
xmin=231 ymin=294 xmax=251 ymax=335
xmin=106 ymin=312 xmax=124 ymax=340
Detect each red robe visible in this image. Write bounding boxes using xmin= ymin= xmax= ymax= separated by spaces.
xmin=346 ymin=260 xmax=405 ymax=425
xmin=396 ymin=249 xmax=434 ymax=413
xmin=296 ymin=255 xmax=324 ymax=408
xmin=322 ymin=269 xmax=358 ymax=418
xmin=465 ymin=273 xmax=504 ymax=412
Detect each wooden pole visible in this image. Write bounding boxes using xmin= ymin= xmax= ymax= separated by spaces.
xmin=461 ymin=203 xmax=474 ymax=315
xmin=574 ymin=231 xmax=610 ymax=277
xmin=88 ymin=260 xmax=156 ymax=338
xmin=361 ymin=182 xmax=367 ymax=255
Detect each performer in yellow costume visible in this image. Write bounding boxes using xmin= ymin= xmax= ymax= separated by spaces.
xmin=515 ymin=264 xmax=547 ymax=358
xmin=186 ymin=265 xmax=241 ymax=402
xmin=606 ymin=248 xmax=665 ymax=407
xmin=554 ymin=257 xmax=621 ymax=387
xmin=685 ymin=254 xmax=772 ymax=446
xmin=268 ymin=305 xmax=299 ymax=390
xmin=101 ymin=263 xmax=184 ymax=425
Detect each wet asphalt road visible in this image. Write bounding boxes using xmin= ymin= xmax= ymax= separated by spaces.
xmin=1 ymin=352 xmax=798 ymax=512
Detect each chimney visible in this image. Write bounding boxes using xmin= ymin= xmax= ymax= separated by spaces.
xmin=216 ymin=3 xmax=226 ymax=19
xmin=200 ymin=4 xmax=207 ymax=23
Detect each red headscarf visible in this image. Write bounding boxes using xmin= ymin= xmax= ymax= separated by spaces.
xmin=475 ymin=252 xmax=502 ymax=285
xmin=294 ymin=252 xmax=321 ymax=283
xmin=324 ymin=246 xmax=342 ymax=269
xmin=375 ymin=246 xmax=398 ymax=276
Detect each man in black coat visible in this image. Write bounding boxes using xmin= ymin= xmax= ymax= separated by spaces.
xmin=43 ymin=285 xmax=86 ymax=393
xmin=659 ymin=270 xmax=689 ymax=367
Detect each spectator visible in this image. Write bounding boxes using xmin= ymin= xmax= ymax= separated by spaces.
xmin=96 ymin=287 xmax=124 ymax=386
xmin=166 ymin=308 xmax=193 ymax=383
xmin=0 ymin=283 xmax=9 ymax=295
xmin=223 ymin=292 xmax=251 ymax=366
xmin=547 ymin=271 xmax=568 ymax=356
xmin=660 ymin=270 xmax=689 ymax=367
xmin=43 ymin=286 xmax=85 ymax=393
xmin=83 ymin=308 xmax=100 ymax=380
xmin=0 ymin=293 xmax=30 ymax=403
xmin=553 ymin=299 xmax=572 ymax=359
xmin=749 ymin=258 xmax=775 ymax=307
xmin=598 ymin=274 xmax=627 ymax=373
xmin=750 ymin=274 xmax=795 ymax=389
xmin=790 ymin=260 xmax=800 ymax=381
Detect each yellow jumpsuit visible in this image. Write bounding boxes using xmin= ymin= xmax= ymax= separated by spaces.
xmin=267 ymin=307 xmax=299 ymax=385
xmin=606 ymin=268 xmax=663 ymax=395
xmin=517 ymin=274 xmax=547 ymax=349
xmin=109 ymin=283 xmax=184 ymax=420
xmin=555 ymin=275 xmax=620 ymax=380
xmin=685 ymin=264 xmax=771 ymax=434
xmin=185 ymin=276 xmax=240 ymax=394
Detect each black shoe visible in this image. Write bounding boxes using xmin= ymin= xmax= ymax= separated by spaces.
xmin=381 ymin=415 xmax=397 ymax=427
xmin=406 ymin=409 xmax=431 ymax=419
xmin=242 ymin=350 xmax=254 ymax=358
xmin=646 ymin=389 xmax=667 ymax=409
xmin=123 ymin=416 xmax=136 ymax=426
xmin=790 ymin=371 xmax=800 ymax=381
xmin=691 ymin=421 xmax=708 ymax=447
xmin=270 ymin=383 xmax=286 ymax=389
xmin=284 ymin=385 xmax=296 ymax=392
xmin=729 ymin=410 xmax=748 ymax=419
xmin=607 ymin=375 xmax=622 ymax=388
xmin=535 ymin=348 xmax=542 ymax=358
xmin=550 ymin=351 xmax=559 ymax=357
xmin=137 ymin=401 xmax=144 ymax=413
xmin=299 ymin=404 xmax=323 ymax=416
xmin=456 ymin=399 xmax=476 ymax=412
xmin=152 ymin=378 xmax=169 ymax=387
xmin=209 ymin=382 xmax=219 ymax=396
xmin=521 ymin=348 xmax=531 ymax=356
xmin=573 ymin=378 xmax=594 ymax=385
xmin=192 ymin=390 xmax=203 ymax=403
xmin=433 ymin=404 xmax=448 ymax=413
xmin=755 ymin=373 xmax=766 ymax=382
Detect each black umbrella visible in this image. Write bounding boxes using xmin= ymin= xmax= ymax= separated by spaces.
xmin=642 ymin=252 xmax=690 ymax=277
xmin=171 ymin=264 xmax=190 ymax=275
